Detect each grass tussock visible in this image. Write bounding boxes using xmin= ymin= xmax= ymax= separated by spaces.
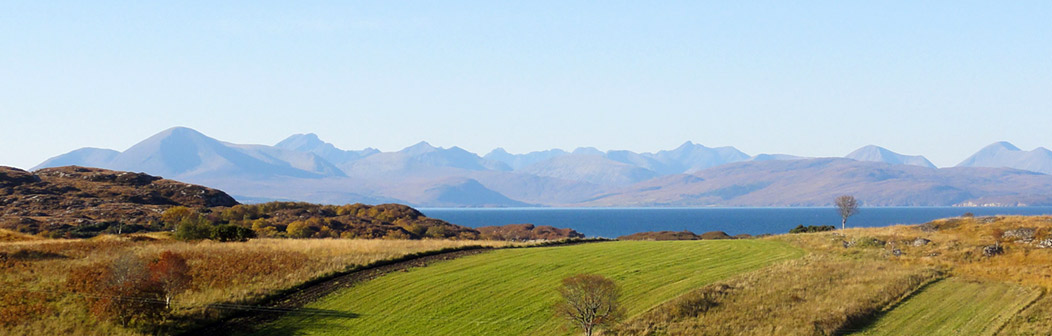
xmin=0 ymin=236 xmax=516 ymax=335
xmin=612 ymin=254 xmax=941 ymax=336
xmin=0 ymin=229 xmax=41 ymax=242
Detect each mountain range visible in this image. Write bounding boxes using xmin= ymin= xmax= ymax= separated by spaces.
xmin=32 ymin=127 xmax=1052 ymax=207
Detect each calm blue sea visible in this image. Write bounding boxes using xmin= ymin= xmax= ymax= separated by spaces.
xmin=421 ymin=207 xmax=1052 ymax=238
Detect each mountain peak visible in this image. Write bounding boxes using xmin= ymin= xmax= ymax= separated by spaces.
xmin=572 ymin=147 xmax=604 ymax=156
xmin=958 ymin=142 xmax=1052 ymax=174
xmin=276 ymin=133 xmax=326 ymax=148
xmin=488 ymin=148 xmax=510 ymax=156
xmin=402 ymin=141 xmax=436 ymax=152
xmin=160 ymin=126 xmax=207 ymax=138
xmin=845 ymin=145 xmax=935 ymax=168
xmin=984 ymin=141 xmax=1021 ymax=152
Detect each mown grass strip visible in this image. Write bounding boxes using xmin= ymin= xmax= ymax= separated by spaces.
xmin=253 ymin=240 xmax=803 ymax=336
xmin=852 ymin=278 xmax=1041 ymax=336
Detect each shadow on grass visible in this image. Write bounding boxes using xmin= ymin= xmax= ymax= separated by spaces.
xmin=282 ymin=308 xmax=359 ymax=319
xmin=248 ymin=314 xmax=362 ymax=336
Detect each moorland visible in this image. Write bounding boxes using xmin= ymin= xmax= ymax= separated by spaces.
xmin=5 ymin=165 xmax=1052 ymax=335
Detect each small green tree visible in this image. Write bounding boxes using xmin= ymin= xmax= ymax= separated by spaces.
xmin=555 ymin=274 xmax=624 ymax=336
xmin=161 ymin=206 xmax=194 ymax=229
xmin=173 ymin=215 xmax=213 ymax=241
xmin=285 ymin=220 xmax=314 ymax=238
xmin=210 ymin=224 xmax=256 ymax=242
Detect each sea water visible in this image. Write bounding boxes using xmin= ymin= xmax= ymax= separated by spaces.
xmin=421 ymin=207 xmax=1052 ymax=238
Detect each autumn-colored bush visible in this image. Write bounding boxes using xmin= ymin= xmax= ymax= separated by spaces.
xmin=149 ymin=251 xmax=191 ymax=309
xmin=0 ymin=289 xmax=51 ymax=327
xmin=66 ymin=254 xmax=166 ymax=327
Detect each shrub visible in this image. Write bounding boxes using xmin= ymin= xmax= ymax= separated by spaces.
xmin=210 ymin=224 xmax=256 ymax=242
xmin=286 ymin=221 xmax=315 ymax=238
xmin=161 ymin=206 xmax=194 ymax=229
xmin=66 ymin=254 xmax=166 ymax=327
xmin=173 ymin=215 xmax=213 ymax=241
xmin=789 ymin=225 xmax=836 ymax=234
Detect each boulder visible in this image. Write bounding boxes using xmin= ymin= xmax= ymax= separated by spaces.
xmin=982 ymin=245 xmax=1004 ymax=257
xmin=1036 ymin=238 xmax=1052 ymax=249
xmin=912 ymin=238 xmax=931 ymax=246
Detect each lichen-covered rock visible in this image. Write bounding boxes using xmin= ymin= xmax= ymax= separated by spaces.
xmin=1002 ymin=228 xmax=1036 ymax=243
xmin=913 ymin=238 xmax=931 ymax=246
xmin=1036 ymin=238 xmax=1052 ymax=249
xmin=982 ymin=245 xmax=1004 ymax=257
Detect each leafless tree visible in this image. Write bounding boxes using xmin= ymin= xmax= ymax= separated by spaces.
xmin=555 ymin=274 xmax=624 ymax=336
xmin=835 ymin=195 xmax=860 ymax=230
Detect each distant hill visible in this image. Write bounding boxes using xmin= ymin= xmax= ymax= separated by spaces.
xmin=846 ymin=145 xmax=936 ymax=168
xmin=32 ymin=127 xmax=1052 ymax=207
xmin=0 ymin=165 xmax=237 ymax=236
xmin=749 ymin=153 xmax=807 ymax=162
xmin=0 ymin=165 xmax=512 ymax=240
xmin=34 ymin=147 xmax=119 ymax=169
xmin=581 ymin=158 xmax=1052 ymax=207
xmin=520 ymin=154 xmax=660 ymax=186
xmin=274 ymin=133 xmax=379 ymax=165
xmin=956 ymin=142 xmax=1052 ymax=175
xmin=343 ymin=141 xmax=511 ymax=178
xmin=36 ymin=127 xmax=345 ymax=180
xmin=647 ymin=141 xmax=751 ymax=174
xmin=484 ymin=148 xmax=569 ymax=170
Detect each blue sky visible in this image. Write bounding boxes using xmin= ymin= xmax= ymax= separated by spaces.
xmin=2 ymin=1 xmax=1050 ymax=169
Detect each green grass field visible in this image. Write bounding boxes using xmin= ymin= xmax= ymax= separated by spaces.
xmin=252 ymin=240 xmax=803 ymax=335
xmin=853 ymin=278 xmax=1041 ymax=336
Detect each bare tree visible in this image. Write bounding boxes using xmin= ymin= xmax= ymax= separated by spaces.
xmin=835 ymin=195 xmax=860 ymax=230
xmin=555 ymin=274 xmax=624 ymax=336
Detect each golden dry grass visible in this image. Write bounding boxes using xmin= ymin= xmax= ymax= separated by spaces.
xmin=788 ymin=216 xmax=1052 ymax=288
xmin=0 ymin=236 xmax=516 ymax=335
xmin=0 ymin=228 xmax=40 ymax=242
xmin=616 ymin=215 xmax=1052 ymax=336
xmin=613 ymin=254 xmax=941 ymax=336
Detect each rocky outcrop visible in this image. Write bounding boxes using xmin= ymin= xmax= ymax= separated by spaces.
xmin=475 ymin=223 xmax=584 ymax=241
xmin=617 ymin=230 xmax=735 ymax=241
xmin=1002 ymin=228 xmax=1036 ymax=243
xmin=1 ymin=166 xmax=237 ymax=235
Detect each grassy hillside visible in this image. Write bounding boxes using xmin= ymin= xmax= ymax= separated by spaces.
xmin=614 ymin=255 xmax=940 ymax=335
xmin=0 ymin=235 xmax=515 ymax=335
xmin=254 ymin=240 xmax=804 ymax=335
xmin=852 ymin=278 xmax=1040 ymax=336
xmin=614 ymin=216 xmax=1052 ymax=335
